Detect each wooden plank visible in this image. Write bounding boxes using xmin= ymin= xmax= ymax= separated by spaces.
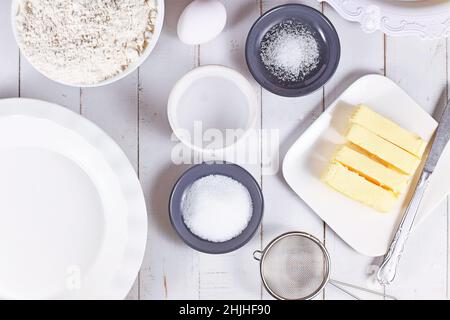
xmin=81 ymin=74 xmax=139 ymax=172
xmin=197 ymin=0 xmax=262 ymax=300
xmin=385 ymin=36 xmax=448 ymax=299
xmin=322 ymin=4 xmax=385 ymax=300
xmin=138 ymin=0 xmax=200 ymax=299
xmin=80 ymin=73 xmax=140 ymax=300
xmin=0 ymin=1 xmax=19 ymax=98
xmin=260 ymin=0 xmax=325 ymax=300
xmin=20 ymin=58 xmax=80 ymax=113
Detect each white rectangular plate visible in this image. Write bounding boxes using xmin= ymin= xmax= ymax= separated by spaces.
xmin=283 ymin=74 xmax=450 ymax=257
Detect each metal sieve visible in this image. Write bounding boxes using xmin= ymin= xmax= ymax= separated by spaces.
xmin=253 ymin=232 xmax=396 ymax=300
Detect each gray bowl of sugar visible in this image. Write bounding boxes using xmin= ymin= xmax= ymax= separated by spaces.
xmin=245 ymin=4 xmax=340 ymax=97
xmin=169 ymin=162 xmax=263 ymax=254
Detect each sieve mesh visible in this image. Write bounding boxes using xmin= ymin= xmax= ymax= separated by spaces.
xmin=260 ymin=233 xmax=330 ymax=300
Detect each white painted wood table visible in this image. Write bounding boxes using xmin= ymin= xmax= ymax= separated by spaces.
xmin=0 ymin=0 xmax=449 ymax=300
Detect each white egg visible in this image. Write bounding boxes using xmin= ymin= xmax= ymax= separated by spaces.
xmin=177 ymin=0 xmax=227 ymax=45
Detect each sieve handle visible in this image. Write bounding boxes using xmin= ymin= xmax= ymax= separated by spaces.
xmin=329 ymin=280 xmax=396 ymax=300
xmin=377 ymin=171 xmax=431 ymax=286
xmin=253 ymin=250 xmax=263 ymax=261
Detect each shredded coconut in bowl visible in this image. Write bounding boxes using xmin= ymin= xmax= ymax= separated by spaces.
xmin=14 ymin=0 xmax=158 ymax=86
xmin=260 ymin=20 xmax=320 ymax=83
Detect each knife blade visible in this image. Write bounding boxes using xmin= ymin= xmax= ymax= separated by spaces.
xmin=425 ymin=100 xmax=450 ymax=173
xmin=377 ymin=98 xmax=450 ymax=286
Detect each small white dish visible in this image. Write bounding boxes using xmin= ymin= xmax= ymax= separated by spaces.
xmin=168 ymin=65 xmax=258 ymax=154
xmin=11 ymin=0 xmax=165 ymax=87
xmin=0 ymin=98 xmax=147 ymax=299
xmin=283 ymin=74 xmax=450 ymax=257
xmin=320 ymin=0 xmax=450 ymax=39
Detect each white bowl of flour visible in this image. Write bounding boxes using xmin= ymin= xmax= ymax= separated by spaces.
xmin=11 ymin=0 xmax=165 ymax=87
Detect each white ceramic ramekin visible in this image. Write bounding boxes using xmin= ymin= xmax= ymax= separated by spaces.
xmin=168 ymin=65 xmax=258 ymax=155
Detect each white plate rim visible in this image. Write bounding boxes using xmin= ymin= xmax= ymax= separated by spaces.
xmin=0 ymin=98 xmax=147 ymax=299
xmin=319 ymin=0 xmax=450 ymax=39
xmin=10 ymin=0 xmax=165 ymax=87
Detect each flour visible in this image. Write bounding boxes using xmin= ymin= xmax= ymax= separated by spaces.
xmin=15 ymin=0 xmax=158 ymax=85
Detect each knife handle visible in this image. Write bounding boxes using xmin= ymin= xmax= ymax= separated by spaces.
xmin=377 ymin=171 xmax=431 ymax=286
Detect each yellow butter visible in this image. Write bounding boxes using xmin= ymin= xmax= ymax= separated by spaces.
xmin=351 ymin=105 xmax=426 ymax=158
xmin=323 ymin=162 xmax=396 ymax=213
xmin=333 ymin=145 xmax=409 ymax=195
xmin=346 ymin=124 xmax=421 ymax=175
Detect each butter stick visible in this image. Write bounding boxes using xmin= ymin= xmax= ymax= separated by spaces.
xmin=350 ymin=105 xmax=426 ymax=158
xmin=346 ymin=124 xmax=421 ymax=175
xmin=323 ymin=162 xmax=397 ymax=213
xmin=333 ymin=145 xmax=409 ymax=195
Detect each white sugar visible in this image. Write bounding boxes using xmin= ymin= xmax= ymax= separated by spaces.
xmin=181 ymin=175 xmax=253 ymax=243
xmin=260 ymin=20 xmax=320 ymax=82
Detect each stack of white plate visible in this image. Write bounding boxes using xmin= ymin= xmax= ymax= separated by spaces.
xmin=0 ymin=99 xmax=147 ymax=299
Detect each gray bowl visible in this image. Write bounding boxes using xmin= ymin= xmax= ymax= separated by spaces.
xmin=169 ymin=162 xmax=264 ymax=254
xmin=245 ymin=4 xmax=341 ymax=97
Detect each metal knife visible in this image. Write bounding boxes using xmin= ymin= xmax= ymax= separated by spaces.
xmin=377 ymin=99 xmax=450 ymax=286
